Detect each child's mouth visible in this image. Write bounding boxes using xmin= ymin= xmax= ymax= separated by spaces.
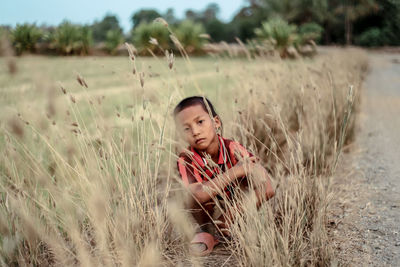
xmin=195 ymin=138 xmax=206 ymax=144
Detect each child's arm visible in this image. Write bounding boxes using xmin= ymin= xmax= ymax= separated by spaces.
xmin=187 ymin=156 xmax=258 ymax=203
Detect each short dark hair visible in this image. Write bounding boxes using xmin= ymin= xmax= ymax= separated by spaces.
xmin=173 ymin=96 xmax=218 ymax=118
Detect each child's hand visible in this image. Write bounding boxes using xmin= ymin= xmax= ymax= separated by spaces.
xmin=234 ymin=156 xmax=259 ymax=178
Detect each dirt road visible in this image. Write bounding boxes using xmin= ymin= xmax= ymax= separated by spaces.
xmin=332 ymin=52 xmax=400 ymax=265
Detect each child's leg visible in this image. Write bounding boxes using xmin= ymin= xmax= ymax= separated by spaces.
xmin=186 ymin=197 xmax=220 ymax=255
xmin=186 ymin=197 xmax=215 ymax=232
xmin=246 ymin=165 xmax=275 ymax=207
xmin=214 ymin=172 xmax=275 ymax=235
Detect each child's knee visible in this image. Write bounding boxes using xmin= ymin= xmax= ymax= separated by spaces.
xmin=266 ymin=186 xmax=275 ymax=199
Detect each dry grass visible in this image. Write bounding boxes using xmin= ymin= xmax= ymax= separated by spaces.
xmin=0 ymin=41 xmax=367 ymax=266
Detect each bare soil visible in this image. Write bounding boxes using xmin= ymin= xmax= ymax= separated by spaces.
xmin=330 ymin=52 xmax=400 ymax=266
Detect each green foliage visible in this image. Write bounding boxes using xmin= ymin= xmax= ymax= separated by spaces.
xmin=255 ymin=18 xmax=297 ymax=49
xmin=380 ymin=0 xmax=400 ymax=46
xmin=250 ymin=0 xmax=398 ymax=46
xmin=356 ymin=27 xmax=382 ymax=47
xmin=105 ymin=29 xmax=124 ymax=55
xmin=11 ymin=24 xmax=42 ymax=55
xmin=164 ymin=8 xmax=177 ymax=25
xmin=131 ymin=9 xmax=161 ymax=28
xmin=174 ymin=20 xmax=207 ymax=53
xmin=204 ymin=19 xmax=236 ymax=42
xmin=92 ymin=14 xmax=122 ymax=42
xmin=254 ymin=0 xmax=303 ymax=22
xmin=231 ymin=6 xmax=267 ymax=41
xmin=298 ymin=22 xmax=324 ymax=43
xmin=202 ymin=3 xmax=220 ymax=22
xmin=80 ymin=26 xmax=92 ymax=55
xmin=254 ymin=18 xmax=322 ymax=58
xmin=132 ymin=22 xmax=169 ymax=54
xmin=52 ymin=21 xmax=93 ymax=55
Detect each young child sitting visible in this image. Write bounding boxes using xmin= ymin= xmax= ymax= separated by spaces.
xmin=174 ymin=96 xmax=275 ymax=256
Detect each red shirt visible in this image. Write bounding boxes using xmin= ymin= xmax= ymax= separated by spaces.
xmin=177 ymin=135 xmax=253 ymax=194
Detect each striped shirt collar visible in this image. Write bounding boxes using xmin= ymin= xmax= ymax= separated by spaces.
xmin=190 ymin=135 xmax=227 ymax=168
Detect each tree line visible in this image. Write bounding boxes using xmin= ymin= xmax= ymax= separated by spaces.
xmin=0 ymin=0 xmax=399 ymax=57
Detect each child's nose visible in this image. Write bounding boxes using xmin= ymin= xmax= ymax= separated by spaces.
xmin=192 ymin=125 xmax=201 ymax=136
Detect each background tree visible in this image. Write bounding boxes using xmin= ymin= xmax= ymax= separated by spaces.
xmin=92 ymin=14 xmax=123 ymax=42
xmin=52 ymin=21 xmax=93 ymax=55
xmin=174 ymin=20 xmax=207 ymax=53
xmin=231 ymin=5 xmax=266 ymax=41
xmin=354 ymin=0 xmax=400 ymax=46
xmin=255 ymin=17 xmax=297 ymax=57
xmin=298 ymin=22 xmax=324 ymax=43
xmin=164 ymin=8 xmax=177 ymax=26
xmin=334 ymin=0 xmax=379 ymax=45
xmin=132 ymin=22 xmax=169 ymax=54
xmin=12 ymin=23 xmax=42 ymax=55
xmin=184 ymin=10 xmax=200 ymax=21
xmin=202 ymin=3 xmax=220 ymax=22
xmin=131 ymin=9 xmax=161 ymax=29
xmin=190 ymin=3 xmax=234 ymax=42
xmin=380 ymin=0 xmax=400 ymax=45
xmin=204 ymin=19 xmax=236 ymax=42
xmin=105 ymin=29 xmax=124 ymax=54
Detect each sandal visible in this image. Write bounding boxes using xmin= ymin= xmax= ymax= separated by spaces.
xmin=214 ymin=219 xmax=231 ymax=237
xmin=190 ymin=232 xmax=220 ymax=256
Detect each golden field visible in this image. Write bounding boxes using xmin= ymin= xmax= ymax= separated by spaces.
xmin=0 ymin=47 xmax=367 ymax=266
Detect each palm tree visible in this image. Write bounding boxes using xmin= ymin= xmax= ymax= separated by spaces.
xmin=335 ymin=0 xmax=379 ymax=45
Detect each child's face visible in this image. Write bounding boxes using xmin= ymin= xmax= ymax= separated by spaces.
xmin=175 ymin=104 xmax=221 ymax=151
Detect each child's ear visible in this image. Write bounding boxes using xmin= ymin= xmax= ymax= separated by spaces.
xmin=213 ymin=116 xmax=221 ymax=131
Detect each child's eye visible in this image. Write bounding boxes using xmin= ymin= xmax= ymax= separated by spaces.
xmin=198 ymin=120 xmax=204 ymax=125
xmin=183 ymin=127 xmax=190 ymax=132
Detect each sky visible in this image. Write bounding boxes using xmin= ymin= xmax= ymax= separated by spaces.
xmin=1 ymin=0 xmax=245 ymax=32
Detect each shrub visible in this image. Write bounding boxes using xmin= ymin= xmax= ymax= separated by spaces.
xmin=11 ymin=23 xmax=42 ymax=55
xmin=92 ymin=14 xmax=122 ymax=42
xmin=132 ymin=22 xmax=169 ymax=54
xmin=254 ymin=18 xmax=297 ymax=57
xmin=298 ymin=22 xmax=324 ymax=44
xmin=79 ymin=26 xmax=93 ymax=55
xmin=105 ymin=29 xmax=124 ymax=55
xmin=52 ymin=21 xmax=93 ymax=55
xmin=174 ymin=20 xmax=207 ymax=53
xmin=356 ymin=27 xmax=383 ymax=47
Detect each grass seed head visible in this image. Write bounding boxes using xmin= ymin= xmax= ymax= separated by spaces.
xmin=170 ymin=34 xmax=183 ymax=51
xmin=154 ymin=17 xmax=168 ymax=27
xmin=149 ymin=37 xmax=158 ymax=46
xmin=125 ymin=42 xmax=137 ymax=61
xmin=140 ymin=72 xmax=145 ymax=88
xmin=199 ymin=33 xmax=211 ymax=40
xmin=8 ymin=118 xmax=24 ymax=138
xmin=60 ymin=85 xmax=67 ymax=94
xmin=76 ymin=74 xmax=88 ymax=88
xmin=165 ymin=50 xmax=174 ymax=69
